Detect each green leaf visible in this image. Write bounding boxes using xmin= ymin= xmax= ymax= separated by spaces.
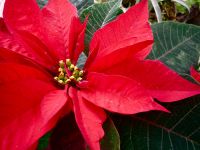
xmin=70 ymin=0 xmax=94 ymax=13
xmin=80 ymin=0 xmax=123 ymax=51
xmin=36 ymin=0 xmax=93 ymax=12
xmin=77 ymin=53 xmax=87 ymax=69
xmin=149 ymin=22 xmax=200 ymax=78
xmin=37 ymin=132 xmax=51 ymax=150
xmin=101 ymin=118 xmax=120 ymax=150
xmin=114 ymin=95 xmax=200 ymax=150
xmin=36 ymin=0 xmax=48 ymax=8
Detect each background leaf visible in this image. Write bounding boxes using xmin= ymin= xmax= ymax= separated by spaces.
xmin=36 ymin=0 xmax=48 ymax=8
xmin=101 ymin=118 xmax=120 ymax=150
xmin=37 ymin=132 xmax=51 ymax=150
xmin=77 ymin=53 xmax=87 ymax=69
xmin=114 ymin=95 xmax=200 ymax=150
xmin=148 ymin=22 xmax=200 ymax=79
xmin=37 ymin=0 xmax=93 ymax=12
xmin=69 ymin=0 xmax=94 ymax=13
xmin=80 ymin=0 xmax=123 ymax=51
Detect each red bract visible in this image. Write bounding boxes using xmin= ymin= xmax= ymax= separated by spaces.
xmin=0 ymin=0 xmax=200 ymax=149
xmin=190 ymin=66 xmax=200 ymax=83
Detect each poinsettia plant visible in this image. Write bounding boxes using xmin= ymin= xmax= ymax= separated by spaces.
xmin=0 ymin=0 xmax=200 ymax=150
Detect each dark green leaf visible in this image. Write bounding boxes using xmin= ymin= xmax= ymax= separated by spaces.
xmin=114 ymin=95 xmax=200 ymax=150
xmin=36 ymin=0 xmax=48 ymax=8
xmin=37 ymin=132 xmax=51 ymax=150
xmin=80 ymin=0 xmax=123 ymax=51
xmin=101 ymin=118 xmax=120 ymax=150
xmin=149 ymin=22 xmax=200 ymax=79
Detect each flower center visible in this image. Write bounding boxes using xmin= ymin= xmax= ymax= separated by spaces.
xmin=54 ymin=59 xmax=84 ymax=86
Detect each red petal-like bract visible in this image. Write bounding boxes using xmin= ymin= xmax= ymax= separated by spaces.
xmin=1 ymin=8 xmax=57 ymax=70
xmin=0 ymin=62 xmax=69 ymax=150
xmin=87 ymin=0 xmax=152 ymax=66
xmin=190 ymin=66 xmax=200 ymax=83
xmin=86 ymin=40 xmax=153 ymax=71
xmin=0 ymin=80 xmax=68 ymax=149
xmin=3 ymin=0 xmax=41 ymax=35
xmin=70 ymin=88 xmax=107 ymax=150
xmin=0 ymin=23 xmax=36 ymax=64
xmin=68 ymin=17 xmax=87 ymax=64
xmin=0 ymin=0 xmax=88 ymax=148
xmin=42 ymin=0 xmax=77 ymax=60
xmin=3 ymin=0 xmax=86 ymax=70
xmin=0 ymin=18 xmax=8 ymax=33
xmin=3 ymin=0 xmax=57 ymax=68
xmin=0 ymin=62 xmax=51 ymax=83
xmin=94 ymin=59 xmax=200 ymax=102
xmin=81 ymin=72 xmax=168 ymax=114
xmin=0 ymin=63 xmax=67 ymax=150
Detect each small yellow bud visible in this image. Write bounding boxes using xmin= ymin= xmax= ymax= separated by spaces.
xmin=55 ymin=59 xmax=85 ymax=85
xmin=58 ymin=67 xmax=64 ymax=72
xmin=66 ymin=59 xmax=71 ymax=67
xmin=59 ymin=72 xmax=64 ymax=76
xmin=73 ymin=70 xmax=79 ymax=77
xmin=69 ymin=64 xmax=75 ymax=71
xmin=74 ymin=66 xmax=78 ymax=70
xmin=59 ymin=60 xmax=65 ymax=68
xmin=58 ymin=80 xmax=64 ymax=84
xmin=69 ymin=76 xmax=75 ymax=80
xmin=66 ymin=79 xmax=71 ymax=83
xmin=54 ymin=77 xmax=58 ymax=80
xmin=77 ymin=77 xmax=82 ymax=82
xmin=79 ymin=70 xmax=84 ymax=76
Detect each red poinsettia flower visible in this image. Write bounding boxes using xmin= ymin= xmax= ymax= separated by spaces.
xmin=1 ymin=0 xmax=200 ymax=149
